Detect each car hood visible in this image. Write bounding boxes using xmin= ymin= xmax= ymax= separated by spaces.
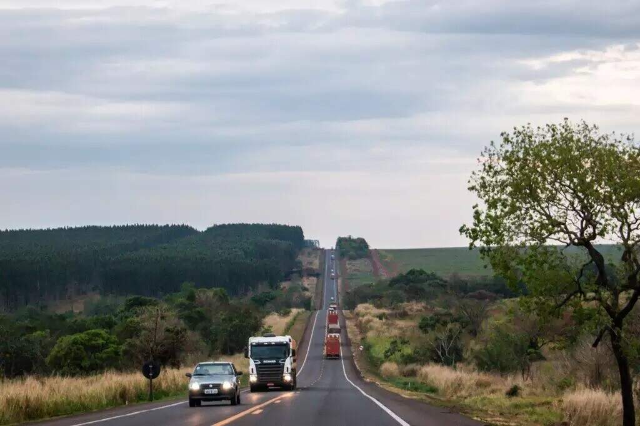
xmin=190 ymin=374 xmax=235 ymax=384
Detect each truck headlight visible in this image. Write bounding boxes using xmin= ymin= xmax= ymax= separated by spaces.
xmin=189 ymin=382 xmax=200 ymax=391
xmin=250 ymin=374 xmax=257 ymax=383
xmin=222 ymin=381 xmax=233 ymax=390
xmin=283 ymin=373 xmax=292 ymax=382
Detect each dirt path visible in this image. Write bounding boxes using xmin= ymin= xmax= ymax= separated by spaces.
xmin=370 ymin=249 xmax=392 ymax=279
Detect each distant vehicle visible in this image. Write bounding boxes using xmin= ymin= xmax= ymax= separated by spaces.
xmin=245 ymin=333 xmax=297 ymax=391
xmin=331 ymin=272 xmax=336 ymax=279
xmin=329 ymin=302 xmax=338 ymax=311
xmin=325 ymin=333 xmax=340 ymax=358
xmin=331 ymin=254 xmax=335 ymax=260
xmin=327 ymin=309 xmax=339 ymax=332
xmin=186 ymin=362 xmax=242 ymax=407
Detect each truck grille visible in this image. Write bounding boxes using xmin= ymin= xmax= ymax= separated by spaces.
xmin=255 ymin=364 xmax=284 ymax=383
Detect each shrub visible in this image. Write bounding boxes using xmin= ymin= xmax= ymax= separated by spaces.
xmin=380 ymin=362 xmax=400 ymax=379
xmin=473 ymin=326 xmax=530 ymax=375
xmin=505 ymin=384 xmax=521 ymax=397
xmin=401 ymin=364 xmax=420 ymax=377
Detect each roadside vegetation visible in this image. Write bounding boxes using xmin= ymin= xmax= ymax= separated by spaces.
xmin=0 ymin=368 xmax=190 ymax=425
xmin=344 ymin=121 xmax=640 ymax=426
xmin=0 ymin=226 xmax=320 ymax=423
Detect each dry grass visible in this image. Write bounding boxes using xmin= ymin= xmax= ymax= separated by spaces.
xmin=561 ymin=388 xmax=623 ymax=426
xmin=354 ymin=303 xmax=389 ymax=318
xmin=263 ymin=308 xmax=302 ymax=335
xmin=417 ymin=364 xmax=514 ymax=398
xmin=0 ymin=368 xmax=189 ymax=425
xmin=380 ymin=362 xmax=401 ymax=379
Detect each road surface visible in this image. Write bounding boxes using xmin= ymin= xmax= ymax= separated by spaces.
xmin=35 ymin=250 xmax=481 ymax=426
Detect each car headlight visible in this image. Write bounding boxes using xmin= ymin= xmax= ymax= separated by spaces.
xmin=189 ymin=381 xmax=200 ymax=391
xmin=249 ymin=374 xmax=257 ymax=383
xmin=222 ymin=381 xmax=233 ymax=390
xmin=283 ymin=373 xmax=292 ymax=382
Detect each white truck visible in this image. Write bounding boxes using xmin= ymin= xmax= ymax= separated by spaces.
xmin=245 ymin=333 xmax=297 ymax=391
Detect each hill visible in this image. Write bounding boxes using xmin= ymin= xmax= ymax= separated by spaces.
xmin=0 ymin=223 xmax=304 ymax=311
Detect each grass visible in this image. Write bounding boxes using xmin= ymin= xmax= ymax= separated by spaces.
xmin=0 ymin=368 xmax=190 ymax=425
xmin=344 ymin=258 xmax=375 ymax=288
xmin=562 ymin=388 xmax=623 ymax=426
xmin=386 ymin=376 xmax=437 ymax=394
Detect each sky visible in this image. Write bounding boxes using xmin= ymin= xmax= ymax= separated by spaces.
xmin=1 ymin=0 xmax=640 ymax=248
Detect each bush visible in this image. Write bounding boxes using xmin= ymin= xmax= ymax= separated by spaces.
xmin=401 ymin=364 xmax=420 ymax=377
xmin=380 ymin=362 xmax=400 ymax=379
xmin=473 ymin=326 xmax=530 ymax=375
xmin=505 ymin=384 xmax=521 ymax=397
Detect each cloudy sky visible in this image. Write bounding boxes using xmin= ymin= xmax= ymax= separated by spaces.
xmin=1 ymin=0 xmax=640 ymax=248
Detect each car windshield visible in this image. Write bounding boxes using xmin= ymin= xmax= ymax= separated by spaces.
xmin=193 ymin=363 xmax=233 ymax=376
xmin=251 ymin=344 xmax=289 ymax=359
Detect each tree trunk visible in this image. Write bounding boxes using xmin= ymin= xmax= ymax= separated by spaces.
xmin=611 ymin=330 xmax=636 ymax=426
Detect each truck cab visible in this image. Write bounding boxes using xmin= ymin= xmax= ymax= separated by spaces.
xmin=245 ymin=333 xmax=297 ymax=392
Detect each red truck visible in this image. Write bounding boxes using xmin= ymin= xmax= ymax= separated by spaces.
xmin=324 ymin=333 xmax=340 ymax=358
xmin=327 ymin=310 xmax=339 ymax=331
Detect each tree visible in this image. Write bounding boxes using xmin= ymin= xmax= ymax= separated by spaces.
xmin=123 ymin=305 xmax=193 ymax=368
xmin=457 ymin=299 xmax=488 ymax=337
xmin=461 ymin=120 xmax=640 ymax=426
xmin=46 ymin=329 xmax=121 ymax=375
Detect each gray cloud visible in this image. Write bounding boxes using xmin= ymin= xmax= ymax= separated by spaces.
xmin=1 ymin=0 xmax=639 ymax=246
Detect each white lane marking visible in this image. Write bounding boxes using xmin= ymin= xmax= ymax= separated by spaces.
xmin=339 ymin=347 xmax=410 ymax=426
xmin=297 ymin=309 xmax=319 ymax=376
xmin=69 ymin=401 xmax=186 ymax=426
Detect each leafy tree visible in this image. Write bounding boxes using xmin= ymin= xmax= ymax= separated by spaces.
xmin=461 ymin=120 xmax=640 ymax=425
xmin=122 ymin=305 xmax=192 ymax=368
xmin=336 ymin=236 xmax=370 ymax=259
xmin=46 ymin=329 xmax=121 ymax=375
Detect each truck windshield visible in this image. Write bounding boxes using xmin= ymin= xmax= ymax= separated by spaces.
xmin=251 ymin=344 xmax=289 ymax=359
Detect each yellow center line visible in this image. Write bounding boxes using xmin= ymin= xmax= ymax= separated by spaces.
xmin=212 ymin=393 xmax=294 ymax=426
xmin=251 ymin=409 xmax=263 ymax=415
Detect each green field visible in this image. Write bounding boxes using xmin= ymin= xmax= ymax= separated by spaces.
xmin=343 ymin=258 xmax=376 ymax=288
xmin=379 ymin=247 xmax=491 ymax=277
xmin=379 ymin=245 xmax=624 ymax=278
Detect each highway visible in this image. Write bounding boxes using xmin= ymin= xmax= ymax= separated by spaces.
xmin=36 ymin=250 xmax=481 ymax=426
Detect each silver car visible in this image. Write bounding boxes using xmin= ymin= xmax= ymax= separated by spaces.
xmin=186 ymin=362 xmax=243 ymax=407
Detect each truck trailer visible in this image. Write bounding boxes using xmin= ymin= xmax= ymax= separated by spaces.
xmin=324 ymin=334 xmax=341 ymax=358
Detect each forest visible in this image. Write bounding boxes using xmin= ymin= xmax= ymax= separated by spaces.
xmin=0 ymin=224 xmax=304 ymax=311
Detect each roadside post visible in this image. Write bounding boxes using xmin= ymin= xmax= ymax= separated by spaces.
xmin=142 ymin=360 xmax=161 ymax=401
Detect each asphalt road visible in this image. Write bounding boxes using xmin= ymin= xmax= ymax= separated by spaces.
xmin=35 ymin=250 xmax=482 ymax=426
